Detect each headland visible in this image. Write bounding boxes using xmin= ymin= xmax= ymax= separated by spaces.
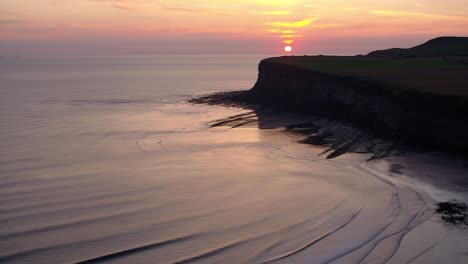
xmin=192 ymin=37 xmax=468 ymax=152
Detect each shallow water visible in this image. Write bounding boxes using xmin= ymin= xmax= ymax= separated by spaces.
xmin=0 ymin=55 xmax=466 ymax=263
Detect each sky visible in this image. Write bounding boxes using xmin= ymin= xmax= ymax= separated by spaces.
xmin=1 ymin=0 xmax=468 ymax=56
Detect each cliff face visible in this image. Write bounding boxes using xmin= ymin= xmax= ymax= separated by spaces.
xmin=249 ymin=60 xmax=468 ymax=151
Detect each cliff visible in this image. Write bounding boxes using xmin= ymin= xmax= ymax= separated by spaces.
xmin=249 ymin=58 xmax=468 ymax=151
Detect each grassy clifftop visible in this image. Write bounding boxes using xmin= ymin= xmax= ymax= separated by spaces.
xmin=368 ymin=36 xmax=468 ymax=57
xmin=264 ymin=37 xmax=468 ymax=95
xmin=265 ymin=56 xmax=466 ymax=73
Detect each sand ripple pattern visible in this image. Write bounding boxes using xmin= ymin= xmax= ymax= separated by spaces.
xmin=0 ymin=55 xmax=439 ymax=263
xmin=0 ymin=102 xmax=435 ymax=264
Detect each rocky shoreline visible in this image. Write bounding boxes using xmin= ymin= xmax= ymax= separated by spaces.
xmin=191 ymin=58 xmax=468 ymax=153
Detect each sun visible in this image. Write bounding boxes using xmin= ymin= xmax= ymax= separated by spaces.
xmin=284 ymin=46 xmax=292 ymax=52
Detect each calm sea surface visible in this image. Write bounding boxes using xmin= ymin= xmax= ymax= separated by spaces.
xmin=0 ymin=55 xmax=463 ymax=263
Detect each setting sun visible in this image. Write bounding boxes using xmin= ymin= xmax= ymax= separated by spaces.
xmin=285 ymin=46 xmax=293 ymax=52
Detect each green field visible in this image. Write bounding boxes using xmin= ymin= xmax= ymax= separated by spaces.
xmin=266 ymin=56 xmax=467 ymax=74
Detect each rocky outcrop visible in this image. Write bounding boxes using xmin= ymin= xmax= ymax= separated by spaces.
xmin=249 ymin=59 xmax=468 ymax=151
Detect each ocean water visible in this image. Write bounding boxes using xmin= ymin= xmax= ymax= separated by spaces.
xmin=0 ymin=55 xmax=465 ymax=264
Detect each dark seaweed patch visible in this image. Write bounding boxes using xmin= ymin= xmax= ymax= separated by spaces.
xmin=436 ymin=202 xmax=468 ymax=228
xmin=286 ymin=122 xmax=321 ymax=134
xmin=390 ymin=164 xmax=405 ymax=174
xmin=299 ymin=132 xmax=334 ymax=147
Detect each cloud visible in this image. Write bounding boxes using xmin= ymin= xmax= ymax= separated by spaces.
xmin=0 ymin=19 xmax=21 ymax=24
xmin=280 ymin=34 xmax=302 ymax=38
xmin=93 ymin=0 xmax=242 ymax=16
xmin=265 ymin=18 xmax=318 ymax=28
xmin=161 ymin=6 xmax=205 ymax=13
xmin=309 ymin=23 xmax=343 ymax=29
xmin=369 ymin=10 xmax=468 ymax=21
xmin=244 ymin=0 xmax=299 ymax=7
xmin=92 ymin=0 xmax=159 ymax=11
xmin=112 ymin=3 xmax=132 ymax=11
xmin=250 ymin=10 xmax=290 ymax=15
xmin=268 ymin=29 xmax=295 ymax=34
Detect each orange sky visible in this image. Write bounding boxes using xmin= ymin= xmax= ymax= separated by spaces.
xmin=1 ymin=0 xmax=468 ymax=55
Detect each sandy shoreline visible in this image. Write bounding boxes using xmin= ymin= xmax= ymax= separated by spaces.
xmin=193 ymin=90 xmax=468 ymax=196
xmin=190 ymin=92 xmax=468 ymax=263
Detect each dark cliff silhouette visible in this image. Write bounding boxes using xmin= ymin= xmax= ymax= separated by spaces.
xmin=191 ymin=37 xmax=468 ymax=153
xmin=367 ymin=36 xmax=468 ymax=58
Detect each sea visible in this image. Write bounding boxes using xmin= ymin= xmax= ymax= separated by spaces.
xmin=0 ymin=55 xmax=466 ymax=264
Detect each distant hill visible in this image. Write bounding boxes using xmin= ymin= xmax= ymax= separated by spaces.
xmin=367 ymin=37 xmax=468 ymax=58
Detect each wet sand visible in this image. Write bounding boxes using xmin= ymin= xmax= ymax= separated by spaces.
xmin=190 ymin=93 xmax=468 ymax=263
xmin=1 ymin=55 xmax=467 ymax=263
xmin=2 ymin=100 xmax=468 ymax=263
